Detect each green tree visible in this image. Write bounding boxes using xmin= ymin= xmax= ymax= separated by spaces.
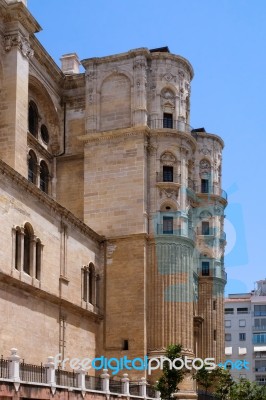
xmin=193 ymin=364 xmax=217 ymax=394
xmin=230 ymin=378 xmax=266 ymax=400
xmin=156 ymin=344 xmax=185 ymax=400
xmin=213 ymin=368 xmax=235 ymax=400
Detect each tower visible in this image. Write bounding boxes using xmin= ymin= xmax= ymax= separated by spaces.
xmin=79 ymin=47 xmax=227 ymax=397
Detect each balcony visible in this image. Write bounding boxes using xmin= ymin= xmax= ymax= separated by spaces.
xmin=156 ymin=224 xmax=195 ymax=241
xmin=195 ymin=184 xmax=228 ymax=201
xmin=156 ymin=172 xmax=181 ymax=184
xmin=196 ymin=227 xmax=227 ymax=241
xmin=148 ymin=119 xmax=192 ymax=133
xmin=254 ymin=326 xmax=266 ymax=332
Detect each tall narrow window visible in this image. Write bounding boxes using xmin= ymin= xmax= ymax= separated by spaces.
xmin=202 ymin=221 xmax=210 ymax=235
xmin=40 ymin=161 xmax=49 ymax=194
xmin=201 ymin=179 xmax=209 ymax=193
xmin=36 ymin=240 xmax=42 ymax=280
xmin=163 ymin=166 xmax=173 ymax=182
xmin=202 ymin=261 xmax=210 ymax=276
xmin=28 ymin=101 xmax=38 ymax=137
xmin=15 ymin=228 xmax=20 ymax=270
xmin=28 ymin=150 xmax=37 ymax=184
xmin=23 ymin=225 xmax=31 ymax=275
xmin=163 ymin=113 xmax=173 ymax=128
xmin=163 ymin=216 xmax=173 ymax=234
xmin=89 ymin=264 xmax=95 ymax=304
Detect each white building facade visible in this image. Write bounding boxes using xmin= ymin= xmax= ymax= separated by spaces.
xmin=224 ymin=280 xmax=266 ymax=385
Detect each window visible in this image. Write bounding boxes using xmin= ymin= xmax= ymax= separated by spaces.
xmin=202 ymin=261 xmax=210 ymax=276
xmin=40 ymin=124 xmax=49 ymax=144
xmin=23 ymin=224 xmax=31 ymax=275
xmin=40 ymin=161 xmax=49 ymax=194
xmin=239 ymin=333 xmax=246 ymax=341
xmin=213 ymin=300 xmax=216 ymax=310
xmin=225 ymin=333 xmax=232 ymax=341
xmin=254 ymin=305 xmax=266 ymax=316
xmin=201 ymin=179 xmax=209 ymax=193
xmin=122 ymin=340 xmax=129 ymax=351
xmin=237 ymin=307 xmax=248 ymax=314
xmin=214 ymin=330 xmax=216 ymax=341
xmin=225 ymin=320 xmax=231 ymax=328
xmin=163 ymin=166 xmax=173 ymax=182
xmin=28 ymin=101 xmax=38 ymax=137
xmin=239 ymin=319 xmax=246 ymax=327
xmin=35 ymin=240 xmax=42 ymax=280
xmin=163 ymin=217 xmax=173 ymax=234
xmin=28 ymin=150 xmax=37 ymax=184
xmin=15 ymin=228 xmax=21 ymax=270
xmin=82 ymin=263 xmax=98 ymax=306
xmin=225 ymin=308 xmax=234 ymax=315
xmin=163 ymin=113 xmax=173 ymax=128
xmin=253 ymin=333 xmax=266 ymax=344
xmin=202 ymin=221 xmax=210 ymax=235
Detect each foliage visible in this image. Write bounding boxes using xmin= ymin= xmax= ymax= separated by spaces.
xmin=193 ymin=363 xmax=217 ymax=393
xmin=230 ymin=378 xmax=266 ymax=400
xmin=156 ymin=344 xmax=185 ymax=400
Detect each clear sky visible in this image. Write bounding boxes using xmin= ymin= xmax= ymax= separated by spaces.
xmin=27 ymin=0 xmax=266 ymax=295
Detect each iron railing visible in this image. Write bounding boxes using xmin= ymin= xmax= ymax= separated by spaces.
xmin=0 ymin=356 xmax=9 ymax=379
xmin=55 ymin=367 xmax=78 ymax=387
xmin=156 ymin=224 xmax=195 ymax=241
xmin=156 ymin=172 xmax=181 ymax=184
xmin=85 ymin=375 xmax=103 ymax=391
xmin=146 ymin=385 xmax=156 ymax=398
xmin=129 ymin=382 xmax=140 ymax=396
xmin=109 ymin=379 xmax=122 ymax=393
xmin=148 ymin=119 xmax=192 ymax=133
xmin=20 ymin=362 xmax=48 ymax=384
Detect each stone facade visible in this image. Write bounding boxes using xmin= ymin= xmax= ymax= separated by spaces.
xmin=0 ymin=1 xmax=227 ymax=399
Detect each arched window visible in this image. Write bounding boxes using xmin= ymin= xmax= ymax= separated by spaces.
xmin=40 ymin=161 xmax=49 ymax=194
xmin=28 ymin=150 xmax=37 ymax=184
xmin=82 ymin=263 xmax=97 ymax=305
xmin=23 ymin=224 xmax=32 ymax=275
xmin=28 ymin=101 xmax=38 ymax=137
xmin=40 ymin=124 xmax=49 ymax=144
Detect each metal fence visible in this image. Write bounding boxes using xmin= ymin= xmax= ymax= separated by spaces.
xmin=146 ymin=385 xmax=156 ymax=398
xmin=85 ymin=375 xmax=103 ymax=390
xmin=55 ymin=367 xmax=78 ymax=387
xmin=0 ymin=356 xmax=9 ymax=379
xmin=129 ymin=382 xmax=140 ymax=396
xmin=109 ymin=379 xmax=122 ymax=393
xmin=20 ymin=362 xmax=48 ymax=384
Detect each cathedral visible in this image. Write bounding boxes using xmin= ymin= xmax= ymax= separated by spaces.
xmin=0 ymin=0 xmax=227 ymax=399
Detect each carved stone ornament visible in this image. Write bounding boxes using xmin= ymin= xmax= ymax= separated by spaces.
xmin=199 ymin=146 xmax=211 ymax=156
xmin=159 ymin=188 xmax=179 ymax=200
xmin=199 ymin=210 xmax=212 ymax=219
xmin=161 ymin=88 xmax=175 ymax=100
xmin=162 ymin=72 xmax=176 ymax=82
xmin=87 ymin=71 xmax=96 ymax=81
xmin=200 ymin=159 xmax=211 ymax=171
xmin=161 ymin=152 xmax=176 ymax=164
xmin=4 ymin=33 xmax=34 ymax=59
xmin=134 ymin=59 xmax=146 ymax=69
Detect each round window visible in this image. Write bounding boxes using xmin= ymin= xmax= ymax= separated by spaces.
xmin=40 ymin=124 xmax=49 ymax=144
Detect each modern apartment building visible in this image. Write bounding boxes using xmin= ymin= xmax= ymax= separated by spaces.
xmin=224 ymin=280 xmax=266 ymax=385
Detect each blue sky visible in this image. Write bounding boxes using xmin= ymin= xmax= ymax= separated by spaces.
xmin=27 ymin=0 xmax=266 ymax=295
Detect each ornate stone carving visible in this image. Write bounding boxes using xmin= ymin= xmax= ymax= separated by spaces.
xmin=161 ymin=151 xmax=176 ymax=165
xmin=4 ymin=33 xmax=34 ymax=59
xmin=199 ymin=210 xmax=212 ymax=219
xmin=159 ymin=188 xmax=179 ymax=200
xmin=161 ymin=88 xmax=175 ymax=100
xmin=199 ymin=159 xmax=211 ymax=174
xmin=86 ymin=71 xmax=96 ymax=81
xmin=162 ymin=72 xmax=176 ymax=82
xmin=199 ymin=146 xmax=211 ymax=156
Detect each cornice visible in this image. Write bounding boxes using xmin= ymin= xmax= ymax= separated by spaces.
xmin=0 ymin=272 xmax=103 ymax=323
xmin=0 ymin=159 xmax=104 ymax=243
xmin=30 ymin=35 xmax=64 ymax=86
xmin=79 ymin=126 xmax=150 ymax=144
xmin=4 ymin=1 xmax=41 ymax=35
xmin=106 ymin=232 xmax=149 ymax=242
xmin=150 ymin=128 xmax=197 ymax=152
xmin=192 ymin=131 xmax=224 ymax=149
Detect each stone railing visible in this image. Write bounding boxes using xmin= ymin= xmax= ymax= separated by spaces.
xmin=0 ymin=349 xmax=160 ymax=399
